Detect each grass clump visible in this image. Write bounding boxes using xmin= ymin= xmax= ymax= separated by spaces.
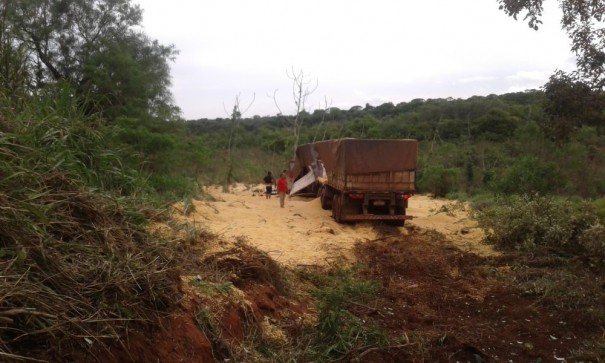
xmin=306 ymin=263 xmax=387 ymax=361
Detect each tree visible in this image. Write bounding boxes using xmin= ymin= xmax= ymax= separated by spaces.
xmin=81 ymin=34 xmax=177 ymax=119
xmin=471 ymin=108 xmax=520 ymax=142
xmin=370 ymin=102 xmax=395 ymax=118
xmin=491 ymin=156 xmax=562 ymax=195
xmin=311 ymin=96 xmax=332 ymax=143
xmin=497 ymin=0 xmax=605 ymax=89
xmin=4 ymin=0 xmax=178 ymax=119
xmin=344 ymin=115 xmax=380 ymax=138
xmin=223 ymin=94 xmax=254 ymax=183
xmin=539 ymin=70 xmax=599 ymax=141
xmin=272 ymin=67 xmax=318 ymax=158
xmin=0 ymin=0 xmax=30 ymax=108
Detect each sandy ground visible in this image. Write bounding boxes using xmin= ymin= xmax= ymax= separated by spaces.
xmin=178 ymin=184 xmax=495 ymax=267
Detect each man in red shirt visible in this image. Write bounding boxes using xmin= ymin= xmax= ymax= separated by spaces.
xmin=276 ymin=172 xmax=288 ymax=208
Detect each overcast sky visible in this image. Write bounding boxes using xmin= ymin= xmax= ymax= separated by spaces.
xmin=134 ymin=0 xmax=576 ymax=120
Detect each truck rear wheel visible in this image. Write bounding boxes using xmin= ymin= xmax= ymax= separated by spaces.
xmin=332 ymin=194 xmax=343 ymax=223
xmin=320 ymin=186 xmax=332 ymax=210
xmin=389 ymin=206 xmax=405 ymax=226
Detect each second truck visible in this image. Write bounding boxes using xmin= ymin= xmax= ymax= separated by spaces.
xmin=289 ymin=138 xmax=417 ymax=225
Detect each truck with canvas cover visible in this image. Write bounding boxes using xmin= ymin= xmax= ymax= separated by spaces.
xmin=290 ymin=138 xmax=417 ymax=225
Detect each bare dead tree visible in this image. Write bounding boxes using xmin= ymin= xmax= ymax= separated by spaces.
xmin=272 ymin=67 xmax=318 ymax=159
xmin=289 ymin=67 xmax=318 ymax=157
xmin=223 ymin=93 xmax=254 ymax=183
xmin=312 ymin=96 xmax=332 ymax=143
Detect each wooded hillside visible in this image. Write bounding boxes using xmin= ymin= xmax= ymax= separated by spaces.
xmin=187 ymin=90 xmax=605 ymax=200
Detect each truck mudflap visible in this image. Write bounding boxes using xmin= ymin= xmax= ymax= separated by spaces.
xmin=340 ymin=214 xmax=414 ymax=221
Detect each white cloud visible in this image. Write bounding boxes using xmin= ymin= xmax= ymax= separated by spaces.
xmin=135 ymin=0 xmax=576 ymax=119
xmin=456 ymin=76 xmax=498 ymax=85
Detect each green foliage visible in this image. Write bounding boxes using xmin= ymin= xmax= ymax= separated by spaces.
xmin=0 ymin=34 xmax=30 ymax=107
xmin=490 ymin=156 xmax=562 ymax=195
xmin=5 ymin=0 xmax=179 ymax=120
xmin=113 ymin=119 xmax=176 ymax=157
xmin=148 ymin=174 xmax=198 ymax=198
xmin=540 ymin=71 xmax=604 ymax=142
xmin=417 ymin=165 xmax=460 ymax=197
xmin=309 ymin=264 xmax=386 ymax=360
xmin=471 ymin=108 xmax=520 ymax=141
xmin=475 ymin=194 xmax=599 ymax=252
xmin=109 ymin=117 xmax=211 ymax=199
xmin=180 ymin=91 xmax=605 ymax=201
xmin=591 ymin=198 xmax=605 ymax=224
xmin=578 ymin=223 xmax=605 ymax=259
xmin=9 ymin=83 xmax=145 ymax=195
xmin=498 ymin=0 xmax=605 ymax=89
xmin=342 ymin=115 xmax=381 ymax=138
xmin=82 ymin=35 xmax=177 ymax=119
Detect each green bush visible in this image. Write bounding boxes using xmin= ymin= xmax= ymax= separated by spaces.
xmin=591 ymin=198 xmax=605 ymax=224
xmin=490 ymin=156 xmax=562 ymax=195
xmin=475 ymin=194 xmax=598 ymax=252
xmin=417 ymin=165 xmax=460 ymax=197
xmin=579 ymin=224 xmax=605 ymax=259
xmin=148 ymin=174 xmax=199 ymax=199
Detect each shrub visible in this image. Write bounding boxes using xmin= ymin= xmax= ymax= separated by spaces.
xmin=148 ymin=174 xmax=199 ymax=199
xmin=579 ymin=223 xmax=605 ymax=259
xmin=417 ymin=165 xmax=460 ymax=198
xmin=591 ymin=198 xmax=605 ymax=224
xmin=474 ymin=194 xmax=598 ymax=251
xmin=490 ymin=156 xmax=562 ymax=195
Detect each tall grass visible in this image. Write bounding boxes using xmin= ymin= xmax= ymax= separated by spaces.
xmin=0 ymin=84 xmax=194 ymax=361
xmin=7 ymin=84 xmax=147 ymax=196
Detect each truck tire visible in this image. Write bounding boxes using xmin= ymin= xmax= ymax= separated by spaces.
xmin=320 ymin=186 xmax=332 ymax=210
xmin=389 ymin=207 xmax=405 ymax=226
xmin=332 ymin=194 xmax=343 ymax=223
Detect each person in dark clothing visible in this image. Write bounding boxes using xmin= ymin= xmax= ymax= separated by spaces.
xmin=263 ymin=171 xmax=274 ymax=199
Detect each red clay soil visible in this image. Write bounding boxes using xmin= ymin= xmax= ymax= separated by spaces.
xmin=61 ymin=315 xmax=214 ymax=363
xmin=348 ymin=230 xmax=603 ymax=363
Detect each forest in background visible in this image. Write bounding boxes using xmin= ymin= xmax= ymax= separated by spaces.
xmin=186 ymin=89 xmax=605 ymax=201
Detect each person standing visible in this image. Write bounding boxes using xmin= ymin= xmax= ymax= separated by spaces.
xmin=276 ymin=172 xmax=288 ymax=208
xmin=263 ymin=171 xmax=274 ymax=199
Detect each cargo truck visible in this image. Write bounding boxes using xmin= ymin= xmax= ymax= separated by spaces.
xmin=289 ymin=138 xmax=417 ymax=225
